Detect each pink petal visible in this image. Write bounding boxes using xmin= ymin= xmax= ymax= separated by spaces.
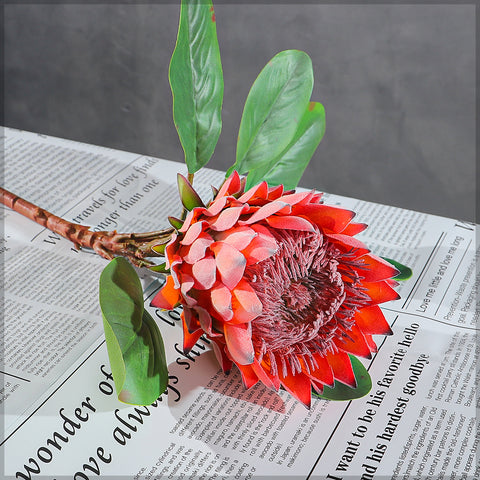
xmin=181 ymin=220 xmax=206 ymax=246
xmin=224 ymin=323 xmax=255 ymax=365
xmin=183 ymin=233 xmax=214 ymax=263
xmin=241 ymin=228 xmax=277 ymax=265
xmin=241 ymin=201 xmax=290 ymax=225
xmin=276 ymin=190 xmax=314 ymax=206
xmin=209 ymin=205 xmax=247 ymax=231
xmin=210 ymin=282 xmax=233 ymax=321
xmin=180 ymin=274 xmax=196 ymax=306
xmin=210 ymin=242 xmax=246 ymax=290
xmin=192 ymin=256 xmax=217 ymax=290
xmin=265 ymin=215 xmax=315 ymax=232
xmin=231 ymin=279 xmax=263 ymax=323
xmin=205 ymin=195 xmax=228 ymax=217
xmin=214 ymin=226 xmax=257 ymax=251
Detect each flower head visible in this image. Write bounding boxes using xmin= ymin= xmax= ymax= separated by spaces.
xmin=152 ymin=171 xmax=399 ymax=407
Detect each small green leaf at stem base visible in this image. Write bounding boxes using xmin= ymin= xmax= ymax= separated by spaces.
xmin=312 ymin=355 xmax=372 ymax=401
xmin=99 ymin=257 xmax=168 ymax=405
xmin=382 ymin=257 xmax=413 ymax=281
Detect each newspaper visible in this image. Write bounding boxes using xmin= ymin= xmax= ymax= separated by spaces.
xmin=1 ymin=127 xmax=478 ymax=479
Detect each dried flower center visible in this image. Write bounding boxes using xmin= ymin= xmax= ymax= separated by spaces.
xmin=245 ymin=227 xmax=367 ymax=377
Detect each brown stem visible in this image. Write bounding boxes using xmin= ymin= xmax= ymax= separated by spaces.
xmin=1 ymin=187 xmax=174 ymax=267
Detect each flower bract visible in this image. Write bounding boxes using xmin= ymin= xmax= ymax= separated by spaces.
xmin=152 ymin=171 xmax=399 ymax=407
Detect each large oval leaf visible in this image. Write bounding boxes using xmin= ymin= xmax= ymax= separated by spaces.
xmin=245 ymin=101 xmax=325 ymax=190
xmin=312 ymin=355 xmax=372 ymax=401
xmin=234 ymin=50 xmax=314 ymax=175
xmin=169 ymin=0 xmax=223 ymax=173
xmin=99 ymin=257 xmax=168 ymax=405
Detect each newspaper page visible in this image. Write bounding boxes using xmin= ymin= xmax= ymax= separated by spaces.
xmin=1 ymin=128 xmax=478 ymax=479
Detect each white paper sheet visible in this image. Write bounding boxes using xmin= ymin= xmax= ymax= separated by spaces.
xmin=2 ymin=128 xmax=478 ymax=479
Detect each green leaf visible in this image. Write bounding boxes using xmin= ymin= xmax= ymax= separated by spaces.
xmin=232 ymin=50 xmax=314 ymax=176
xmin=169 ymin=0 xmax=223 ymax=173
xmin=177 ymin=173 xmax=205 ymax=210
xmin=245 ymin=101 xmax=325 ymax=190
xmin=312 ymin=355 xmax=372 ymax=401
xmin=99 ymin=257 xmax=168 ymax=405
xmin=382 ymin=257 xmax=413 ymax=281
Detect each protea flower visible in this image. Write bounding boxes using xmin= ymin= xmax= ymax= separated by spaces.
xmin=152 ymin=171 xmax=399 ymax=407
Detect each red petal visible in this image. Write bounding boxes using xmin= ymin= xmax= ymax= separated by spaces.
xmin=237 ymin=181 xmax=268 ymax=203
xmin=252 ymin=359 xmax=279 ymax=390
xmin=192 ymin=256 xmax=217 ymax=289
xmin=224 ymin=323 xmax=255 ymax=365
xmin=301 ymin=204 xmax=355 ymax=233
xmin=341 ymin=222 xmax=368 ymax=236
xmin=216 ymin=171 xmax=241 ymax=198
xmin=333 ymin=324 xmax=373 ymax=359
xmin=326 ymin=350 xmax=356 ymax=388
xmin=363 ymin=280 xmax=400 ymax=305
xmin=195 ymin=306 xmax=214 ymax=336
xmin=182 ymin=307 xmax=200 ymax=333
xmin=326 ymin=233 xmax=370 ymax=257
xmin=151 ymin=275 xmax=181 ymax=309
xmin=211 ymin=340 xmax=233 ymax=373
xmin=231 ymin=279 xmax=263 ymax=323
xmin=354 ymin=305 xmax=393 ymax=336
xmin=266 ymin=215 xmax=315 ymax=232
xmin=307 ymin=354 xmax=334 ymax=387
xmin=356 ymin=254 xmax=400 ymax=282
xmin=279 ymin=370 xmax=312 ymax=408
xmin=182 ymin=320 xmax=203 ymax=354
xmin=237 ymin=364 xmax=260 ymax=389
xmin=210 ymin=242 xmax=246 ymax=290
xmin=210 ymin=282 xmax=233 ymax=321
xmin=364 ymin=333 xmax=378 ymax=353
xmin=183 ymin=233 xmax=213 ymax=263
xmin=266 ymin=184 xmax=284 ymax=200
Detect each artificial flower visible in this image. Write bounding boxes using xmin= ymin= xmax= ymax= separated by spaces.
xmin=152 ymin=171 xmax=399 ymax=407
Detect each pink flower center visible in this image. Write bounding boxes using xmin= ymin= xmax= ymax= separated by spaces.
xmin=245 ymin=228 xmax=367 ymax=377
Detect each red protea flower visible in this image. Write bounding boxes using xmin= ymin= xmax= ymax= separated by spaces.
xmin=152 ymin=171 xmax=399 ymax=407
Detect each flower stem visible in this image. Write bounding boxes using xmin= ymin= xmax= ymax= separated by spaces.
xmin=0 ymin=187 xmax=174 ymax=267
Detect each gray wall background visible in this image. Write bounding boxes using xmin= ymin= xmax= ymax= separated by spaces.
xmin=4 ymin=3 xmax=476 ymax=222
